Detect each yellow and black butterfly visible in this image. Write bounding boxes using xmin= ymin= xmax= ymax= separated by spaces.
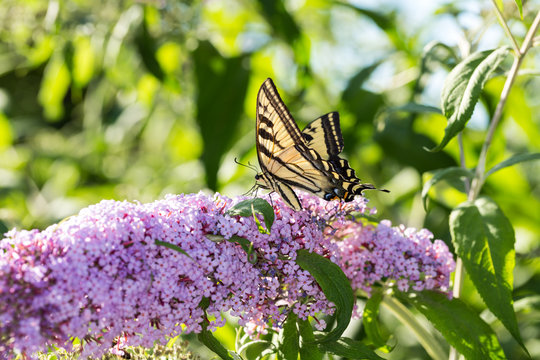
xmin=255 ymin=78 xmax=387 ymax=210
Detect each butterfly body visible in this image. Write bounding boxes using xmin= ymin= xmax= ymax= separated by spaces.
xmin=255 ymin=78 xmax=386 ymax=210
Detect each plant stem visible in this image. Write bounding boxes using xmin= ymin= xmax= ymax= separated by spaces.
xmin=449 ymin=9 xmax=540 ymax=360
xmin=382 ymin=296 xmax=447 ymax=360
xmin=490 ymin=0 xmax=521 ymax=53
xmin=468 ymin=9 xmax=540 ymax=201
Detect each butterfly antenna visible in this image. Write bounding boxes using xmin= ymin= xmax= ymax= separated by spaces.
xmin=234 ymin=157 xmax=259 ymax=174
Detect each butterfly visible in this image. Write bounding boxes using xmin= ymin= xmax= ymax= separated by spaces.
xmin=254 ymin=78 xmax=387 ymax=210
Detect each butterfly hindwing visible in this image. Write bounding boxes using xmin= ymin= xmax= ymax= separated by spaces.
xmin=302 ymin=112 xmax=344 ymax=159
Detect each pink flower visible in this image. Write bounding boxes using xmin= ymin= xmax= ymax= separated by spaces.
xmin=0 ymin=191 xmax=454 ymax=358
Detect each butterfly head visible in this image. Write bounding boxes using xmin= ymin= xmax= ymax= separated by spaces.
xmin=255 ymin=173 xmax=270 ymax=190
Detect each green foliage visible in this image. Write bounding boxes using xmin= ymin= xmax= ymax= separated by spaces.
xmin=227 ymin=198 xmax=275 ymax=233
xmin=1 ymin=0 xmax=539 ymax=359
xmin=450 ymin=197 xmax=523 ymax=348
xmin=399 ymin=291 xmax=507 ymax=360
xmin=432 ymin=47 xmax=510 ymax=152
xmin=295 ymin=249 xmax=354 ymax=343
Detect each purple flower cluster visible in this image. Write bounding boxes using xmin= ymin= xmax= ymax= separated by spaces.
xmin=333 ymin=220 xmax=455 ymax=297
xmin=0 ymin=192 xmax=455 ymax=358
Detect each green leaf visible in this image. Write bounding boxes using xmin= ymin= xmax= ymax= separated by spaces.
xmin=317 ymin=338 xmax=384 ymax=360
xmin=389 ymin=103 xmax=442 ymax=115
xmin=206 ymin=234 xmax=257 ymax=263
xmin=258 ymin=0 xmax=300 ymax=44
xmin=193 ymin=41 xmax=250 ymax=191
xmin=363 ymin=289 xmax=389 ymax=348
xmin=399 ymin=291 xmax=506 ymax=360
xmin=295 ymin=249 xmax=353 ymax=343
xmin=422 ymin=167 xmax=474 ymax=210
xmin=227 ymin=198 xmax=275 ymax=233
xmin=430 ymin=46 xmax=510 ymax=151
xmin=450 ymin=197 xmax=524 ymax=349
xmin=278 ymin=313 xmax=299 ymax=360
xmin=298 ymin=319 xmax=323 ymax=360
xmin=513 ymin=0 xmax=523 ymax=19
xmin=485 ymin=152 xmax=540 ymax=178
xmin=135 ymin=6 xmax=165 ymax=81
xmin=154 ymin=239 xmax=191 ymax=258
xmin=198 ymin=329 xmax=235 ymax=360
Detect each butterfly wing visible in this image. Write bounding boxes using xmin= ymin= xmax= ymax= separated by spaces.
xmin=301 ymin=109 xmax=389 ymax=199
xmin=256 ymin=79 xmax=345 ymax=209
xmin=302 ymin=112 xmax=344 ymax=159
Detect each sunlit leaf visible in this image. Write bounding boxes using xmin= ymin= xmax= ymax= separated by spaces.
xmin=38 ymin=53 xmax=71 ymax=121
xmin=422 ymin=167 xmax=474 ymax=210
xmin=363 ymin=289 xmax=389 ymax=348
xmin=278 ymin=313 xmax=299 ymax=360
xmin=430 ymin=46 xmax=510 ymax=151
xmin=450 ymin=197 xmax=525 ymax=349
xmin=295 ymin=250 xmax=353 ymax=343
xmin=227 ymin=198 xmax=275 ymax=233
xmin=318 ymin=337 xmax=384 ymax=360
xmin=399 ymin=291 xmax=506 ymax=360
xmin=298 ymin=319 xmax=323 ymax=360
xmin=486 ymin=153 xmax=540 ymax=178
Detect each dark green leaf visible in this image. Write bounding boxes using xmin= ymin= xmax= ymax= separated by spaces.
xmin=374 ymin=117 xmax=456 ymax=173
xmin=278 ymin=313 xmax=299 ymax=360
xmin=154 ymin=239 xmax=191 ymax=258
xmin=298 ymin=319 xmax=323 ymax=360
xmin=318 ymin=338 xmax=384 ymax=360
xmin=258 ymin=0 xmax=300 ymax=44
xmin=485 ymin=152 xmax=540 ymax=177
xmin=227 ymin=198 xmax=275 ymax=233
xmin=295 ymin=249 xmax=353 ymax=343
xmin=431 ymin=47 xmax=510 ymax=151
xmin=193 ymin=41 xmax=250 ymax=191
xmin=398 ymin=291 xmax=506 ymax=360
xmin=135 ymin=6 xmax=165 ymax=81
xmin=198 ymin=329 xmax=235 ymax=360
xmin=422 ymin=167 xmax=474 ymax=210
xmin=450 ymin=197 xmax=524 ymax=349
xmin=363 ymin=289 xmax=389 ymax=348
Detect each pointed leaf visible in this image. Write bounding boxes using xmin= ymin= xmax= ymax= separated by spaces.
xmin=295 ymin=249 xmax=354 ymax=343
xmin=389 ymin=103 xmax=442 ymax=114
xmin=430 ymin=47 xmax=510 ymax=151
xmin=485 ymin=152 xmax=540 ymax=177
xmin=450 ymin=197 xmax=524 ymax=348
xmin=298 ymin=319 xmax=323 ymax=360
xmin=362 ymin=289 xmax=389 ymax=348
xmin=278 ymin=313 xmax=299 ymax=360
xmin=193 ymin=41 xmax=250 ymax=191
xmin=154 ymin=239 xmax=192 ymax=258
xmin=399 ymin=291 xmax=506 ymax=360
xmin=422 ymin=167 xmax=474 ymax=210
xmin=198 ymin=329 xmax=235 ymax=360
xmin=514 ymin=0 xmax=523 ymax=19
xmin=317 ymin=338 xmax=384 ymax=360
xmin=227 ymin=198 xmax=275 ymax=232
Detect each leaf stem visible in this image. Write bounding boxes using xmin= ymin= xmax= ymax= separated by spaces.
xmin=468 ymin=10 xmax=540 ymax=201
xmin=382 ymin=296 xmax=447 ymax=360
xmin=490 ymin=0 xmax=521 ymax=53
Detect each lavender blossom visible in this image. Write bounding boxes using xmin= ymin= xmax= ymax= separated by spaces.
xmin=0 ymin=192 xmax=454 ymax=358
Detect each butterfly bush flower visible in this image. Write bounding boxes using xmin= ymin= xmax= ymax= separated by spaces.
xmin=0 ymin=192 xmax=454 ymax=358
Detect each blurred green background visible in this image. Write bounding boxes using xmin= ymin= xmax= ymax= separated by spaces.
xmin=1 ymin=0 xmax=539 ymax=357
